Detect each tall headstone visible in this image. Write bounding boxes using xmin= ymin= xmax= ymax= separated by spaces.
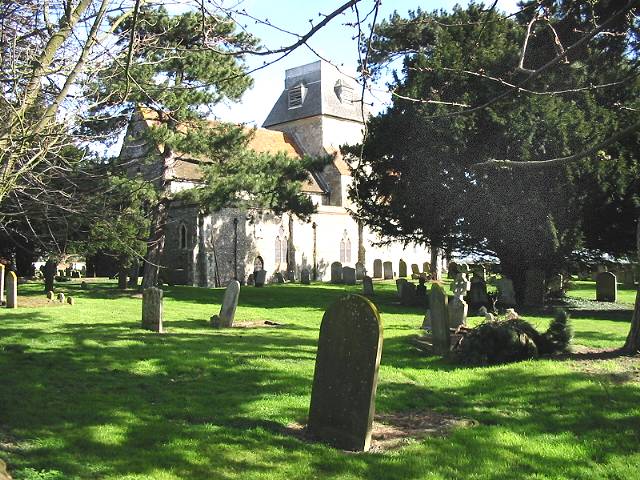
xmin=0 ymin=264 xmax=4 ymax=305
xmin=355 ymin=262 xmax=365 ymax=281
xmin=342 ymin=266 xmax=356 ymax=285
xmin=523 ymin=269 xmax=546 ymax=306
xmin=331 ymin=262 xmax=343 ymax=283
xmin=596 ymin=272 xmax=617 ymax=302
xmin=142 ymin=287 xmax=163 ymax=332
xmin=383 ymin=261 xmax=393 ymax=280
xmin=372 ymin=259 xmax=382 ymax=279
xmin=398 ymin=260 xmax=407 ymax=278
xmin=362 ymin=276 xmax=374 ymax=296
xmin=5 ymin=271 xmax=17 ymax=309
xmin=469 ymin=274 xmax=488 ymax=310
xmin=448 ymin=273 xmax=470 ymax=328
xmin=254 ymin=269 xmax=266 ymax=287
xmin=430 ymin=283 xmax=449 ymax=355
xmin=496 ymin=277 xmax=517 ymax=307
xmin=307 ymin=295 xmax=383 ymax=452
xmin=211 ymin=280 xmax=240 ymax=328
xmin=301 ymin=268 xmax=311 ymax=285
xmin=411 ymin=264 xmax=420 ymax=279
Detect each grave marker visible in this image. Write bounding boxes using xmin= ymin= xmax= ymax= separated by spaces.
xmin=430 ymin=283 xmax=449 ymax=355
xmin=362 ymin=276 xmax=374 ymax=296
xmin=383 ymin=261 xmax=393 ymax=280
xmin=6 ymin=271 xmax=17 ymax=309
xmin=373 ymin=259 xmax=382 ymax=279
xmin=301 ymin=268 xmax=311 ymax=285
xmin=331 ymin=262 xmax=343 ymax=283
xmin=398 ymin=260 xmax=407 ymax=278
xmin=254 ymin=270 xmax=266 ymax=287
xmin=596 ymin=272 xmax=617 ymax=302
xmin=211 ymin=280 xmax=240 ymax=328
xmin=342 ymin=266 xmax=356 ymax=285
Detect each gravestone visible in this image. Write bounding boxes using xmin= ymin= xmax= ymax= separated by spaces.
xmin=57 ymin=292 xmax=65 ymax=303
xmin=548 ymin=273 xmax=563 ymax=297
xmin=622 ymin=269 xmax=636 ymax=289
xmin=373 ymin=259 xmax=382 ymax=279
xmin=496 ymin=277 xmax=516 ymax=307
xmin=247 ymin=273 xmax=255 ymax=286
xmin=142 ymin=287 xmax=163 ymax=332
xmin=67 ymin=296 xmax=75 ymax=306
xmin=342 ymin=266 xmax=356 ymax=285
xmin=469 ymin=274 xmax=488 ymax=310
xmin=301 ymin=268 xmax=311 ymax=285
xmin=398 ymin=260 xmax=407 ymax=278
xmin=430 ymin=283 xmax=449 ymax=355
xmin=6 ymin=271 xmax=17 ymax=309
xmin=395 ymin=278 xmax=408 ymax=298
xmin=416 ymin=278 xmax=427 ymax=305
xmin=211 ymin=280 xmax=240 ymax=328
xmin=46 ymin=291 xmax=54 ymax=301
xmin=411 ymin=264 xmax=420 ymax=279
xmin=0 ymin=264 xmax=4 ymax=304
xmin=421 ymin=310 xmax=431 ymax=330
xmin=523 ymin=269 xmax=545 ymax=306
xmin=331 ymin=262 xmax=343 ymax=283
xmin=592 ymin=264 xmax=607 ymax=281
xmin=273 ymin=272 xmax=285 ymax=284
xmin=596 ymin=272 xmax=617 ymax=302
xmin=448 ymin=273 xmax=470 ymax=328
xmin=307 ymin=294 xmax=383 ymax=452
xmin=423 ymin=262 xmax=430 ymax=275
xmin=383 ymin=261 xmax=393 ymax=280
xmin=362 ymin=276 xmax=374 ymax=296
xmin=254 ymin=270 xmax=266 ymax=287
xmin=355 ymin=262 xmax=365 ymax=281
xmin=400 ymin=281 xmax=417 ymax=306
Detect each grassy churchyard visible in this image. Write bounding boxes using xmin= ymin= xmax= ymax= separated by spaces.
xmin=1 ymin=279 xmax=639 ymax=479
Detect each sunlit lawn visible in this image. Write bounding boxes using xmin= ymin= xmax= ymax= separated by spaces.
xmin=1 ymin=278 xmax=638 ymax=479
xmin=566 ymin=279 xmax=638 ymax=305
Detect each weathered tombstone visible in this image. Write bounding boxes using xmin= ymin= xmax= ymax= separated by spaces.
xmin=331 ymin=262 xmax=343 ymax=283
xmin=301 ymin=268 xmax=311 ymax=285
xmin=469 ymin=274 xmax=488 ymax=310
xmin=448 ymin=273 xmax=470 ymax=328
xmin=246 ymin=273 xmax=255 ymax=286
xmin=400 ymin=281 xmax=417 ymax=306
xmin=273 ymin=272 xmax=285 ymax=284
xmin=372 ymin=259 xmax=382 ymax=279
xmin=5 ymin=271 xmax=17 ymax=309
xmin=395 ymin=278 xmax=408 ymax=298
xmin=254 ymin=269 xmax=266 ymax=287
xmin=596 ymin=272 xmax=617 ymax=302
xmin=423 ymin=262 xmax=431 ymax=275
xmin=496 ymin=277 xmax=517 ymax=307
xmin=383 ymin=261 xmax=393 ymax=280
xmin=411 ymin=264 xmax=421 ymax=279
xmin=0 ymin=264 xmax=4 ymax=305
xmin=342 ymin=266 xmax=356 ymax=285
xmin=362 ymin=276 xmax=374 ymax=296
xmin=211 ymin=280 xmax=240 ymax=328
xmin=46 ymin=291 xmax=54 ymax=300
xmin=547 ymin=273 xmax=563 ymax=297
xmin=142 ymin=287 xmax=163 ymax=332
xmin=523 ymin=269 xmax=546 ymax=306
xmin=355 ymin=262 xmax=365 ymax=281
xmin=430 ymin=283 xmax=449 ymax=355
xmin=307 ymin=294 xmax=383 ymax=452
xmin=67 ymin=296 xmax=75 ymax=306
xmin=57 ymin=292 xmax=65 ymax=303
xmin=398 ymin=260 xmax=407 ymax=278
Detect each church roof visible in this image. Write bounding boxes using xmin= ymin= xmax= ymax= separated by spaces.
xmin=263 ymin=61 xmax=365 ymax=128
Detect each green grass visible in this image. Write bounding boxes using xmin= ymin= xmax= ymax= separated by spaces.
xmin=1 ymin=279 xmax=639 ymax=480
xmin=566 ymin=280 xmax=638 ymax=305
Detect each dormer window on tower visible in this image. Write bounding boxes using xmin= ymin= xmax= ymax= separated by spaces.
xmin=288 ymin=82 xmax=307 ymax=109
xmin=334 ymin=79 xmax=354 ymax=104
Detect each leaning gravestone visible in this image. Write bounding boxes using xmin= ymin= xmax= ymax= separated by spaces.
xmin=372 ymin=259 xmax=382 ymax=279
xmin=496 ymin=277 xmax=517 ymax=307
xmin=331 ymin=262 xmax=343 ymax=283
xmin=342 ymin=266 xmax=356 ymax=285
xmin=398 ymin=260 xmax=407 ymax=278
xmin=301 ymin=268 xmax=311 ymax=285
xmin=523 ymin=269 xmax=545 ymax=306
xmin=0 ymin=264 xmax=4 ymax=305
xmin=383 ymin=261 xmax=393 ymax=280
xmin=142 ymin=287 xmax=163 ymax=332
xmin=430 ymin=283 xmax=449 ymax=355
xmin=362 ymin=276 xmax=374 ymax=296
xmin=448 ymin=273 xmax=470 ymax=328
xmin=211 ymin=280 xmax=240 ymax=328
xmin=254 ymin=270 xmax=266 ymax=287
xmin=596 ymin=272 xmax=617 ymax=302
xmin=6 ymin=271 xmax=17 ymax=309
xmin=355 ymin=262 xmax=365 ymax=281
xmin=307 ymin=294 xmax=383 ymax=452
xmin=469 ymin=274 xmax=488 ymax=310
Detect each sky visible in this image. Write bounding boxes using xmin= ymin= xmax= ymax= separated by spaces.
xmin=208 ymin=0 xmax=520 ymax=127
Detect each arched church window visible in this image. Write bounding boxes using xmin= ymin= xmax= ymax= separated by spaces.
xmin=340 ymin=230 xmax=351 ymax=264
xmin=179 ymin=224 xmax=188 ymax=250
xmin=254 ymin=256 xmax=264 ymax=272
xmin=275 ymin=226 xmax=287 ymax=265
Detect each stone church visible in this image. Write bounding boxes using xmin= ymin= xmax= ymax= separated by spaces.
xmin=121 ymin=60 xmax=433 ymax=285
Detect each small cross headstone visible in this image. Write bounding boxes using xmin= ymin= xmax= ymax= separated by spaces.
xmin=496 ymin=277 xmax=516 ymax=307
xmin=0 ymin=264 xmax=4 ymax=304
xmin=383 ymin=261 xmax=393 ymax=280
xmin=46 ymin=291 xmax=55 ymax=301
xmin=362 ymin=276 xmax=374 ymax=296
xmin=398 ymin=260 xmax=407 ymax=278
xmin=355 ymin=262 xmax=365 ymax=281
xmin=67 ymin=296 xmax=74 ymax=306
xmin=342 ymin=266 xmax=356 ymax=285
xmin=331 ymin=262 xmax=343 ymax=283
xmin=524 ymin=269 xmax=545 ymax=306
xmin=448 ymin=273 xmax=470 ymax=328
xmin=307 ymin=294 xmax=383 ymax=452
xmin=301 ymin=268 xmax=311 ymax=285
xmin=372 ymin=259 xmax=382 ymax=279
xmin=6 ymin=271 xmax=17 ymax=309
xmin=142 ymin=287 xmax=163 ymax=332
xmin=430 ymin=283 xmax=449 ymax=355
xmin=211 ymin=280 xmax=240 ymax=328
xmin=57 ymin=292 xmax=65 ymax=303
xmin=596 ymin=272 xmax=617 ymax=302
xmin=254 ymin=270 xmax=266 ymax=287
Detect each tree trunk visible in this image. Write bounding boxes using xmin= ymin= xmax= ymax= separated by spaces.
xmin=142 ymin=199 xmax=168 ymax=289
xmin=357 ymin=220 xmax=365 ymax=264
xmin=127 ymin=261 xmax=139 ymax=288
xmin=430 ymin=244 xmax=441 ymax=281
xmin=623 ymin=214 xmax=640 ymax=353
xmin=43 ymin=259 xmax=56 ymax=293
xmin=286 ymin=214 xmax=296 ymax=281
